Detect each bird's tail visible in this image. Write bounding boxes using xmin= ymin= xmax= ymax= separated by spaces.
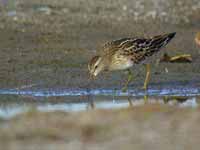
xmin=141 ymin=32 xmax=176 ymax=58
xmin=147 ymin=32 xmax=176 ymax=52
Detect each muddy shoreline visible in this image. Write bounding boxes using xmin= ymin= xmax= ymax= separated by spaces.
xmin=0 ymin=0 xmax=199 ymax=90
xmin=0 ymin=104 xmax=200 ymax=150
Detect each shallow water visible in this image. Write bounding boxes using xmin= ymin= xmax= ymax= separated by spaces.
xmin=0 ymin=84 xmax=199 ymax=119
xmin=0 ymin=97 xmax=198 ymax=119
xmin=0 ymin=84 xmax=200 ymax=97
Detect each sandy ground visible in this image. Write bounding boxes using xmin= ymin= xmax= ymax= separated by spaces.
xmin=0 ymin=104 xmax=200 ymax=150
xmin=0 ymin=0 xmax=199 ymax=90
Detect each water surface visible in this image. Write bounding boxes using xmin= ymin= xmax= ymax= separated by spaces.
xmin=0 ymin=84 xmax=199 ymax=119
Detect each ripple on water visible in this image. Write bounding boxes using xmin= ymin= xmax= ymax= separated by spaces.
xmin=0 ymin=86 xmax=199 ymax=119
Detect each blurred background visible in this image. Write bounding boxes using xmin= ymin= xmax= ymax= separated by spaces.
xmin=0 ymin=1 xmax=200 ymax=150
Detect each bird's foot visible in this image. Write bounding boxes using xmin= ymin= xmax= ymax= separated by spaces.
xmin=122 ymin=86 xmax=128 ymax=92
xmin=142 ymin=84 xmax=148 ymax=91
xmin=121 ymin=69 xmax=133 ymax=92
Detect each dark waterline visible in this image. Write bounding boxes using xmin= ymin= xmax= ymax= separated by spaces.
xmin=0 ymin=86 xmax=200 ymax=97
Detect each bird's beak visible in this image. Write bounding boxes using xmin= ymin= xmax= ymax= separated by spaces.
xmin=89 ymin=73 xmax=96 ymax=80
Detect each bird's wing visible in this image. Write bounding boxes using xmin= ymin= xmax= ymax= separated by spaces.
xmin=117 ymin=33 xmax=176 ymax=63
xmin=100 ymin=33 xmax=175 ymax=63
xmin=100 ymin=37 xmax=140 ymax=55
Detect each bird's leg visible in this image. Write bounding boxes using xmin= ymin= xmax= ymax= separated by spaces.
xmin=86 ymin=101 xmax=95 ymax=110
xmin=128 ymin=97 xmax=133 ymax=107
xmin=144 ymin=93 xmax=148 ymax=104
xmin=122 ymin=69 xmax=133 ymax=92
xmin=143 ymin=64 xmax=151 ymax=90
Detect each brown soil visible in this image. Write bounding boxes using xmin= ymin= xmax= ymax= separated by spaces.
xmin=0 ymin=104 xmax=200 ymax=150
xmin=0 ymin=0 xmax=199 ymax=90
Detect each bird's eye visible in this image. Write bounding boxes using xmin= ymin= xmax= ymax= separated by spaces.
xmin=94 ymin=65 xmax=98 ymax=69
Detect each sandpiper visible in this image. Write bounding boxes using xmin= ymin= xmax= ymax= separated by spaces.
xmin=88 ymin=32 xmax=176 ymax=90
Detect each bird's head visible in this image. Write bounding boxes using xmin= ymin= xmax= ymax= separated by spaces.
xmin=88 ymin=55 xmax=105 ymax=78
